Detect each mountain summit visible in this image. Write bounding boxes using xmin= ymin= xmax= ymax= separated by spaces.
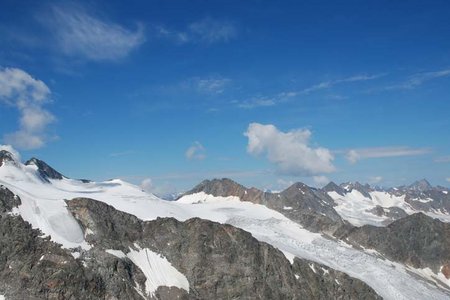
xmin=25 ymin=157 xmax=65 ymax=182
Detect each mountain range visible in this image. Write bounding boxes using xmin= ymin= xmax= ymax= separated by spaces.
xmin=0 ymin=148 xmax=449 ymax=299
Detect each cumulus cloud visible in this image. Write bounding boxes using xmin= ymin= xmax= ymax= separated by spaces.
xmin=45 ymin=4 xmax=145 ymax=61
xmin=185 ymin=141 xmax=206 ymax=161
xmin=244 ymin=123 xmax=335 ymax=176
xmin=158 ymin=18 xmax=237 ymax=44
xmin=345 ymin=146 xmax=431 ymax=164
xmin=0 ymin=145 xmax=21 ymax=161
xmin=369 ymin=176 xmax=383 ymax=184
xmin=140 ymin=178 xmax=153 ymax=193
xmin=0 ymin=67 xmax=55 ymax=149
xmin=313 ymin=175 xmax=330 ymax=187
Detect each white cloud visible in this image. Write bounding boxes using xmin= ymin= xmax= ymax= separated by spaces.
xmin=345 ymin=147 xmax=431 ymax=164
xmin=235 ymin=73 xmax=382 ymax=109
xmin=313 ymin=175 xmax=330 ymax=187
xmin=189 ymin=18 xmax=237 ymax=43
xmin=297 ymin=74 xmax=384 ymax=95
xmin=237 ymin=97 xmax=276 ymax=109
xmin=0 ymin=145 xmax=21 ymax=161
xmin=0 ymin=67 xmax=54 ymax=149
xmin=185 ymin=141 xmax=206 ymax=161
xmin=382 ymin=69 xmax=450 ymax=91
xmin=46 ymin=4 xmax=145 ymax=61
xmin=434 ymin=156 xmax=450 ymax=163
xmin=369 ymin=176 xmax=383 ymax=184
xmin=196 ymin=77 xmax=231 ymax=94
xmin=244 ymin=123 xmax=335 ymax=176
xmin=140 ymin=178 xmax=153 ymax=193
xmin=158 ymin=18 xmax=237 ymax=44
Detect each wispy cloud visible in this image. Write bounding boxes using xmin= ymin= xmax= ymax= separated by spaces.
xmin=193 ymin=77 xmax=231 ymax=94
xmin=236 ymin=97 xmax=276 ymax=109
xmin=235 ymin=73 xmax=383 ymax=109
xmin=297 ymin=73 xmax=385 ymax=95
xmin=376 ymin=69 xmax=450 ymax=91
xmin=0 ymin=67 xmax=55 ymax=149
xmin=109 ymin=150 xmax=135 ymax=157
xmin=368 ymin=176 xmax=383 ymax=184
xmin=158 ymin=17 xmax=237 ymax=44
xmin=313 ymin=175 xmax=330 ymax=187
xmin=435 ymin=156 xmax=450 ymax=163
xmin=245 ymin=123 xmax=335 ymax=176
xmin=345 ymin=146 xmax=431 ymax=164
xmin=43 ymin=4 xmax=145 ymax=61
xmin=185 ymin=141 xmax=206 ymax=161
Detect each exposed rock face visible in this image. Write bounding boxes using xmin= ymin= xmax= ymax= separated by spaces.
xmin=323 ymin=181 xmax=346 ymax=196
xmin=408 ymin=179 xmax=433 ymax=192
xmin=0 ymin=150 xmax=16 ymax=167
xmin=292 ymin=258 xmax=382 ymax=300
xmin=366 ymin=206 xmax=408 ymax=225
xmin=0 ymin=186 xmax=147 ymax=299
xmin=66 ymin=197 xmax=381 ymax=300
xmin=0 ymin=185 xmax=21 ymax=213
xmin=340 ymin=182 xmax=373 ymax=199
xmin=181 ymin=178 xmax=349 ymax=234
xmin=343 ymin=213 xmax=450 ymax=274
xmin=25 ymin=158 xmax=65 ymax=182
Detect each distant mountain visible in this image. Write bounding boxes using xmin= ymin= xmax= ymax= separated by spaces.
xmin=324 ymin=179 xmax=450 ymax=226
xmin=180 ymin=178 xmax=348 ymax=234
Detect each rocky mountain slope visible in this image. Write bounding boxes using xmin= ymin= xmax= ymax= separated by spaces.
xmin=0 ymin=185 xmax=381 ymax=299
xmin=1 ymin=147 xmax=450 ymax=299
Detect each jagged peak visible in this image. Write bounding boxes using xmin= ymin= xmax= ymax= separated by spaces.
xmin=25 ymin=157 xmax=65 ymax=181
xmin=0 ymin=145 xmax=21 ymax=167
xmin=323 ymin=181 xmax=346 ymax=196
xmin=281 ymin=182 xmax=311 ymax=193
xmin=408 ymin=179 xmax=432 ymax=191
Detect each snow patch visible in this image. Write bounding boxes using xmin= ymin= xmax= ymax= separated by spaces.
xmin=127 ymin=244 xmax=189 ymax=296
xmin=282 ymin=251 xmax=296 ymax=264
xmin=106 ymin=249 xmax=127 ymax=259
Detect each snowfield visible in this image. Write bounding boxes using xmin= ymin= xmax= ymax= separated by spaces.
xmin=328 ymin=190 xmax=450 ymax=226
xmin=1 ymin=153 xmax=450 ymax=299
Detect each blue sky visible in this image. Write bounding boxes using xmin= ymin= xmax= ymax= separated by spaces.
xmin=1 ymin=0 xmax=450 ymax=195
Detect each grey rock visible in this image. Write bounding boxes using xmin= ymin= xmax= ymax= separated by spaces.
xmin=0 ymin=150 xmax=17 ymax=167
xmin=342 ymin=213 xmax=450 ymax=276
xmin=292 ymin=258 xmax=382 ymax=300
xmin=366 ymin=206 xmax=408 ymax=225
xmin=67 ymin=197 xmax=381 ymax=300
xmin=0 ymin=185 xmax=21 ymax=214
xmin=25 ymin=158 xmax=65 ymax=182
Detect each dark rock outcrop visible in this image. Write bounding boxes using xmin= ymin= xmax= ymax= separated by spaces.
xmin=0 ymin=185 xmax=21 ymax=214
xmin=25 ymin=158 xmax=65 ymax=182
xmin=0 ymin=150 xmax=16 ymax=167
xmin=292 ymin=258 xmax=383 ymax=300
xmin=342 ymin=213 xmax=450 ymax=278
xmin=366 ymin=206 xmax=408 ymax=225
